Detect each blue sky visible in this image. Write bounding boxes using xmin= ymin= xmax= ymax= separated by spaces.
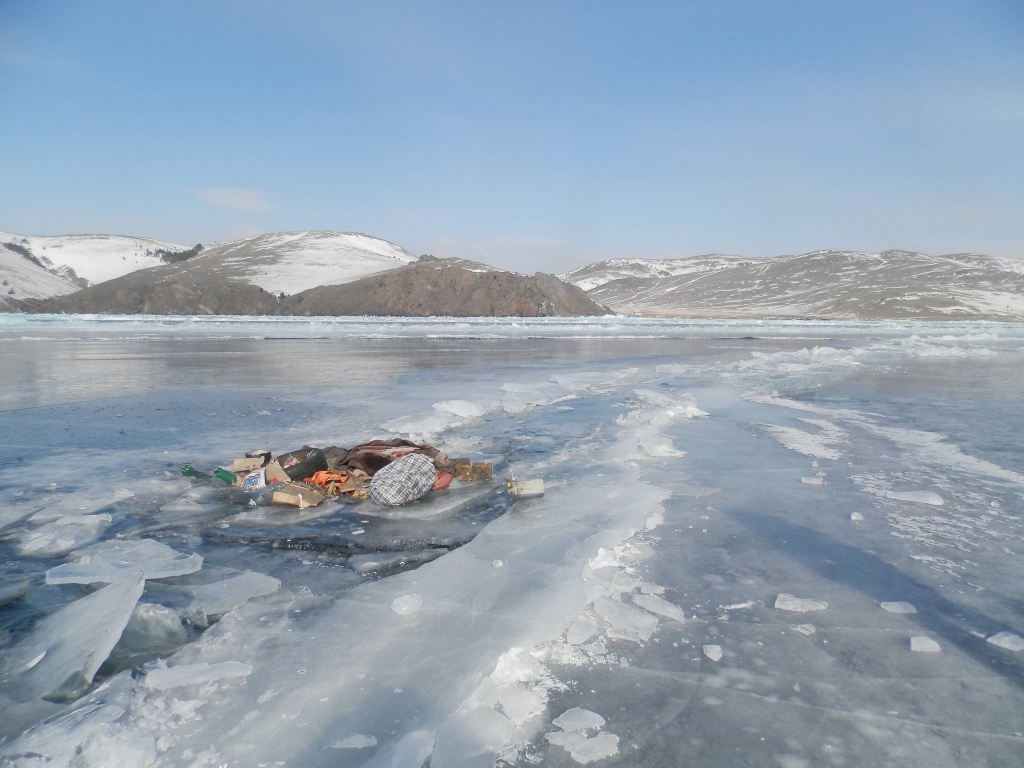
xmin=1 ymin=0 xmax=1022 ymax=272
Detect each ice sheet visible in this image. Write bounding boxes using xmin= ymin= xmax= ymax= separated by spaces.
xmin=45 ymin=539 xmax=202 ymax=585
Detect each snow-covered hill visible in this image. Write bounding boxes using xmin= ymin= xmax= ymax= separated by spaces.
xmin=189 ymin=231 xmax=418 ymax=294
xmin=0 ymin=246 xmax=79 ymax=309
xmin=0 ymin=232 xmax=191 ymax=288
xmin=560 ymin=254 xmax=751 ymax=291
xmin=562 ymin=250 xmax=1024 ymax=320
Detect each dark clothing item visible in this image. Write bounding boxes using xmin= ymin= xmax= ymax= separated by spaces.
xmin=325 ymin=439 xmax=445 ymax=477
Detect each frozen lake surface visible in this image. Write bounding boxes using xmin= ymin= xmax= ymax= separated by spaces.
xmin=1 ymin=315 xmax=1023 ymax=767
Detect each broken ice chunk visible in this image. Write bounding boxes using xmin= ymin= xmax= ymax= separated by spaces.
xmin=159 ymin=498 xmax=205 ymax=515
xmin=792 ymin=624 xmax=816 ymax=636
xmin=703 ymin=644 xmax=723 ymax=661
xmin=0 ymin=579 xmax=30 ymax=607
xmin=775 ymin=593 xmax=827 ymax=612
xmin=631 ymin=594 xmax=686 ymax=623
xmin=391 ymin=594 xmax=423 ymax=615
xmin=191 ymin=572 xmax=280 ymax=618
xmin=546 ymin=730 xmax=589 ymax=751
xmin=850 ymin=512 xmax=864 ymax=521
xmin=115 ymin=603 xmax=188 ymax=659
xmin=566 ymin=616 xmax=598 ymax=646
xmin=143 ymin=661 xmax=253 ymax=690
xmin=986 ymin=632 xmax=1024 ymax=652
xmin=887 ymin=491 xmax=943 ymax=506
xmin=45 ymin=539 xmax=202 ymax=585
xmin=880 ymin=602 xmax=917 ymax=614
xmin=433 ymin=400 xmax=487 ymax=418
xmin=552 ymin=707 xmax=605 ymax=732
xmin=16 ymin=514 xmax=112 ymax=556
xmin=638 ymin=581 xmax=665 ymax=595
xmin=1 ymin=573 xmax=143 ymax=702
xmin=593 ymin=596 xmax=658 ymax=642
xmin=910 ymin=636 xmax=940 ymax=653
xmin=800 ymin=477 xmax=824 ymax=486
xmin=610 ymin=570 xmax=640 ymax=594
xmin=571 ymin=732 xmax=619 ymax=764
xmin=329 ymin=734 xmax=378 ymax=749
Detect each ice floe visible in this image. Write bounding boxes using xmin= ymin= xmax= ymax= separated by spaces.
xmin=910 ymin=636 xmax=940 ymax=653
xmin=1 ymin=574 xmax=143 ymax=702
xmin=45 ymin=539 xmax=202 ymax=585
xmin=986 ymin=631 xmax=1024 ymax=652
xmin=880 ymin=601 xmax=917 ymax=614
xmin=775 ymin=593 xmax=827 ymax=612
xmin=703 ymin=644 xmax=723 ymax=661
xmin=886 ymin=490 xmax=944 ymax=506
xmin=631 ymin=593 xmax=686 ymax=623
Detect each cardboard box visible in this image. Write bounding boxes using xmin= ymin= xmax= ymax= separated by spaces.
xmin=264 ymin=459 xmax=290 ymax=485
xmin=271 ymin=482 xmax=325 ymax=508
xmin=230 ymin=457 xmax=266 ymax=473
xmin=471 ymin=461 xmax=492 ymax=480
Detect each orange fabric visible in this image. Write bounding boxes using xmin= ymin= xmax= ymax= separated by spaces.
xmin=432 ymin=471 xmax=453 ymax=491
xmin=304 ymin=470 xmax=349 ymax=487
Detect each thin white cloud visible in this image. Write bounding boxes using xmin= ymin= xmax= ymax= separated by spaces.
xmin=193 ymin=187 xmax=274 ymax=213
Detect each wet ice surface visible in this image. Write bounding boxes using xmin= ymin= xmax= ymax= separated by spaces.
xmin=1 ymin=317 xmax=1024 ymax=766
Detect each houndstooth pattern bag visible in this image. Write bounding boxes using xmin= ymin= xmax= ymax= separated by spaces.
xmin=369 ymin=453 xmax=437 ymax=506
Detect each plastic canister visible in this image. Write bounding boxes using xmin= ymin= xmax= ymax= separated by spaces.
xmin=507 ymin=479 xmax=545 ymax=499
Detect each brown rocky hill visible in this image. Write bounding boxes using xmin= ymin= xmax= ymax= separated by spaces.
xmin=279 ymin=257 xmax=608 ymax=317
xmin=34 ymin=267 xmax=280 ymax=315
xmin=34 ymin=256 xmax=608 ymax=317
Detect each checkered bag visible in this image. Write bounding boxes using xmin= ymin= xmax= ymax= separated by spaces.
xmin=369 ymin=453 xmax=437 ymax=506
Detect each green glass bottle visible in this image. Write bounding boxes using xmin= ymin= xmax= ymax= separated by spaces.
xmin=181 ymin=464 xmax=206 ymax=478
xmin=213 ymin=468 xmax=238 ymax=485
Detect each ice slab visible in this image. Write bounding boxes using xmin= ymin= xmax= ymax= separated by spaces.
xmin=147 ymin=571 xmax=280 ymax=622
xmin=775 ymin=593 xmax=828 ymax=612
xmin=800 ymin=476 xmax=824 ymax=486
xmin=631 ymin=593 xmax=686 ymax=623
xmin=0 ymin=579 xmax=30 ymax=607
xmin=703 ymin=644 xmax=723 ymax=661
xmin=593 ymin=596 xmax=659 ymax=642
xmin=911 ymin=636 xmax=941 ymax=653
xmin=552 ymin=707 xmax=605 ymax=732
xmin=142 ymin=661 xmax=253 ymax=690
xmin=850 ymin=511 xmax=864 ymax=521
xmin=546 ymin=730 xmax=589 ymax=751
xmin=570 ymin=732 xmax=619 ymax=764
xmin=16 ymin=514 xmax=112 ymax=556
xmin=330 ymin=734 xmax=378 ymax=749
xmin=391 ymin=594 xmax=423 ymax=615
xmin=348 ymin=549 xmax=447 ymax=574
xmin=566 ymin=616 xmax=598 ymax=646
xmin=115 ymin=603 xmax=188 ymax=657
xmin=881 ymin=601 xmax=917 ymax=614
xmin=792 ymin=624 xmax=815 ymax=636
xmin=45 ymin=538 xmax=202 ymax=585
xmin=433 ymin=400 xmax=488 ymax=418
xmin=1 ymin=574 xmax=143 ymax=702
xmin=887 ymin=490 xmax=944 ymax=506
xmin=986 ymin=631 xmax=1024 ymax=651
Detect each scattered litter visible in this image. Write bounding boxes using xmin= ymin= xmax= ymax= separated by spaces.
xmin=775 ymin=593 xmax=828 ymax=612
xmin=880 ymin=602 xmax=917 ymax=614
xmin=703 ymin=644 xmax=723 ymax=661
xmin=507 ymin=479 xmax=545 ymax=499
xmin=986 ymin=632 xmax=1024 ymax=652
xmin=911 ymin=636 xmax=940 ymax=653
xmin=370 ymin=454 xmax=437 ymax=507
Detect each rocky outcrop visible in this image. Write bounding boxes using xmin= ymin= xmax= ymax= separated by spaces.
xmin=34 ymin=257 xmax=608 ymax=317
xmin=35 ymin=270 xmax=280 ymax=315
xmin=279 ymin=258 xmax=609 ymax=317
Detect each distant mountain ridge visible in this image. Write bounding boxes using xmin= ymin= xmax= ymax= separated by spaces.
xmin=561 ymin=249 xmax=1024 ymax=320
xmin=3 ymin=230 xmax=1023 ymax=319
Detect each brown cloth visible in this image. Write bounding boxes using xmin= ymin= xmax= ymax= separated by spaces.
xmin=325 ymin=439 xmax=449 ymax=477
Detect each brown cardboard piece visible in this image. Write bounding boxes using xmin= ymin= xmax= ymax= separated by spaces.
xmin=271 ymin=482 xmax=326 ymax=508
xmin=471 ymin=461 xmax=492 ymax=480
xmin=230 ymin=457 xmax=266 ymax=473
xmin=264 ymin=459 xmax=290 ymax=485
